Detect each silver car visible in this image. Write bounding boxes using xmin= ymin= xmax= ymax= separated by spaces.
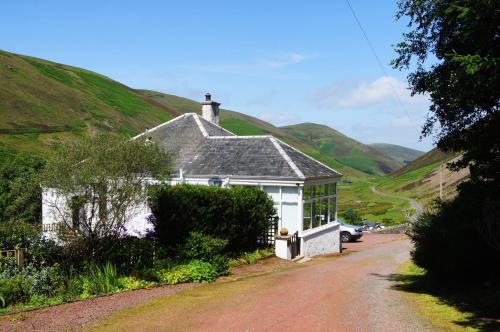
xmin=339 ymin=220 xmax=363 ymax=242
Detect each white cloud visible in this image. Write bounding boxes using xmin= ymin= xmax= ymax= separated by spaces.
xmin=314 ymin=76 xmax=428 ymax=109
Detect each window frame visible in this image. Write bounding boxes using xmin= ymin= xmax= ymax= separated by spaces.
xmin=302 ymin=183 xmax=337 ymax=231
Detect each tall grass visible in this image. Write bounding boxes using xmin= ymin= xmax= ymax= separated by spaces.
xmin=81 ymin=262 xmax=119 ymax=297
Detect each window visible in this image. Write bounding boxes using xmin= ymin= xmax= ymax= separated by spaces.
xmin=70 ymin=196 xmax=86 ymax=229
xmin=302 ymin=183 xmax=337 ymax=231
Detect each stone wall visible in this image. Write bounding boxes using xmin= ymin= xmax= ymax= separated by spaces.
xmin=301 ymin=223 xmax=340 ymax=257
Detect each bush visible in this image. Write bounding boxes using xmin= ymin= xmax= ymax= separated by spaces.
xmin=180 ymin=231 xmax=228 ymax=261
xmin=117 ymin=276 xmax=157 ymax=291
xmin=0 ymin=276 xmax=26 ymax=307
xmin=149 ymin=184 xmax=275 ymax=254
xmin=158 ymin=260 xmax=219 ymax=284
xmin=0 ymin=221 xmax=40 ymax=249
xmin=23 ymin=263 xmax=64 ymax=298
xmin=410 ymin=181 xmax=500 ymax=282
xmin=341 ymin=209 xmax=363 ymax=225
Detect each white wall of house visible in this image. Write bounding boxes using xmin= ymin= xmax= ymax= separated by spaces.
xmin=42 ymin=176 xmax=341 ymax=258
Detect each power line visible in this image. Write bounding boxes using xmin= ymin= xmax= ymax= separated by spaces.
xmin=345 ymin=0 xmax=417 ymax=129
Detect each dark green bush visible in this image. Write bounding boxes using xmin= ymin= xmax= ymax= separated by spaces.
xmin=149 ymin=184 xmax=275 ymax=255
xmin=0 ymin=221 xmax=40 ymax=249
xmin=411 ymin=181 xmax=500 ymax=282
xmin=0 ymin=276 xmax=26 ymax=307
xmin=181 ymin=231 xmax=228 ymax=261
xmin=341 ymin=209 xmax=363 ymax=225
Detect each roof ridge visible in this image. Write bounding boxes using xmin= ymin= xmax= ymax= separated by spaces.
xmin=274 ymin=138 xmax=343 ymax=177
xmin=191 ymin=114 xmax=209 ymax=138
xmin=208 ymin=135 xmax=273 ymax=139
xmin=132 ymin=114 xmax=188 ymax=140
xmin=269 ymin=137 xmax=305 ymax=179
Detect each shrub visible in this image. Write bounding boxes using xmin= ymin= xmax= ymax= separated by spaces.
xmin=0 ymin=276 xmax=26 ymax=307
xmin=23 ymin=264 xmax=64 ymax=298
xmin=149 ymin=184 xmax=275 ymax=254
xmin=0 ymin=221 xmax=40 ymax=249
xmin=117 ymin=276 xmax=157 ymax=291
xmin=341 ymin=209 xmax=363 ymax=225
xmin=158 ymin=260 xmax=219 ymax=284
xmin=180 ymin=231 xmax=228 ymax=261
xmin=410 ymin=181 xmax=500 ymax=282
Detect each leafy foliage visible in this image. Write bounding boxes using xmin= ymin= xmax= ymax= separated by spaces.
xmin=157 ymin=260 xmax=220 ymax=284
xmin=81 ymin=263 xmax=120 ymax=298
xmin=410 ymin=181 xmax=500 ymax=281
xmin=0 ymin=147 xmax=44 ymax=224
xmin=341 ymin=209 xmax=363 ymax=225
xmin=149 ymin=184 xmax=275 ymax=255
xmin=180 ymin=231 xmax=228 ymax=261
xmin=393 ymin=0 xmax=500 ymax=183
xmin=40 ymin=133 xmax=171 ymax=240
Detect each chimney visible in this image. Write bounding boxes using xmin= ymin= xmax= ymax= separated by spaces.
xmin=201 ymin=93 xmax=220 ymax=125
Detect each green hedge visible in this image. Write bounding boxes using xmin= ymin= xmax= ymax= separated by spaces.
xmin=148 ymin=184 xmax=275 ymax=254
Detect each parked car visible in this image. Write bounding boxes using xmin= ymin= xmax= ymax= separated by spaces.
xmin=362 ymin=221 xmax=385 ymax=231
xmin=338 ymin=220 xmax=363 ymax=242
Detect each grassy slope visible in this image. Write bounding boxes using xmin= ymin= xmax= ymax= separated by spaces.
xmin=281 ymin=123 xmax=403 ymax=176
xmin=368 ymin=143 xmax=425 ymax=165
xmin=0 ymin=50 xmax=412 ymax=224
xmin=378 ymin=149 xmax=468 ymax=207
xmin=0 ymin=50 xmax=176 ymax=153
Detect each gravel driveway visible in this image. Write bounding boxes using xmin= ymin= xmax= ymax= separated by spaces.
xmin=94 ymin=234 xmax=432 ymax=331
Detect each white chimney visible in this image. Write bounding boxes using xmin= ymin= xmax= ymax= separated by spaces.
xmin=201 ymin=93 xmax=220 ymax=125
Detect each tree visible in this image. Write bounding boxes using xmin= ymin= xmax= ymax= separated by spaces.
xmin=341 ymin=209 xmax=363 ymax=225
xmin=393 ymin=0 xmax=499 ymax=183
xmin=0 ymin=147 xmax=44 ymax=224
xmin=40 ymin=133 xmax=171 ymax=242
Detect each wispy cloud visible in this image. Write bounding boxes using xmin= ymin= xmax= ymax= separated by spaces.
xmin=180 ymin=52 xmax=312 ymax=76
xmin=313 ymin=76 xmax=428 ymax=110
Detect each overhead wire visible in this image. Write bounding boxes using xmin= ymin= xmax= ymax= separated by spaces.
xmin=345 ymin=0 xmax=418 ymax=130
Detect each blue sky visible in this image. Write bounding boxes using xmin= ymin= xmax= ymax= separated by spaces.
xmin=1 ymin=0 xmax=434 ymax=151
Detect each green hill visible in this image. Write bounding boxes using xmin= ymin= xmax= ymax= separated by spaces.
xmin=281 ymin=123 xmax=403 ymax=176
xmin=0 ymin=49 xmax=416 ymax=224
xmin=369 ymin=143 xmax=425 ymax=165
xmin=379 ymin=148 xmax=468 ymax=207
xmin=0 ymin=50 xmax=179 ymax=153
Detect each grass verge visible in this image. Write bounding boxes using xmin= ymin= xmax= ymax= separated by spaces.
xmin=395 ymin=261 xmax=500 ymax=331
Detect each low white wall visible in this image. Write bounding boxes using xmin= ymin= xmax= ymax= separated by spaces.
xmin=301 ymin=223 xmax=340 ymax=257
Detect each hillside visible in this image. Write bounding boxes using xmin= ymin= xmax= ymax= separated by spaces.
xmin=281 ymin=123 xmax=403 ymax=176
xmin=379 ymin=148 xmax=469 ymax=207
xmin=369 ymin=143 xmax=425 ymax=165
xmin=0 ymin=50 xmax=181 ymax=153
xmin=0 ymin=50 xmax=415 ymax=224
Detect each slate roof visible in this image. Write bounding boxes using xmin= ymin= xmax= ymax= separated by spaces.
xmin=134 ymin=113 xmax=341 ymax=181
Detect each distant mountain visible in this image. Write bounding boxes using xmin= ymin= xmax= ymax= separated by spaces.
xmin=369 ymin=143 xmax=425 ymax=165
xmin=280 ymin=123 xmax=403 ymax=176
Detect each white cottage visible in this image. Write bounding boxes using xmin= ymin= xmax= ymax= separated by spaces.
xmin=42 ymin=94 xmax=343 ymax=258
